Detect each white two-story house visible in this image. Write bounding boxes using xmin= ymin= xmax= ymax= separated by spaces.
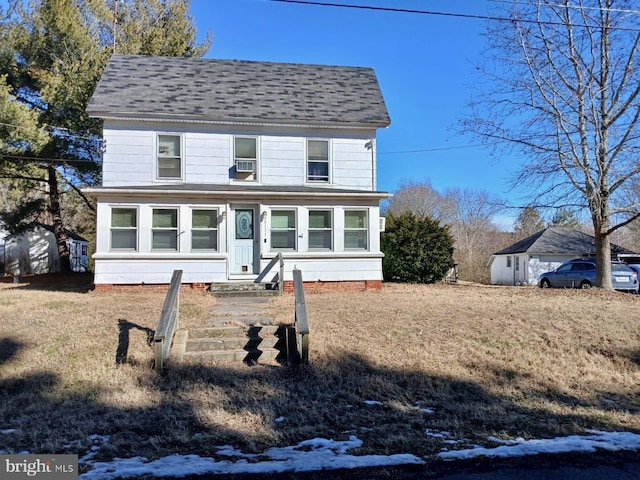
xmin=85 ymin=55 xmax=391 ymax=290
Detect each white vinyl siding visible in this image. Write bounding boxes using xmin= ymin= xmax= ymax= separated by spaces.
xmin=191 ymin=209 xmax=218 ymax=251
xmin=110 ymin=207 xmax=138 ymax=250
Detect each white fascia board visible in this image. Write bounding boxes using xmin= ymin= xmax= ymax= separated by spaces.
xmin=83 ymin=187 xmax=391 ymax=201
xmin=87 ymin=113 xmax=389 ymax=130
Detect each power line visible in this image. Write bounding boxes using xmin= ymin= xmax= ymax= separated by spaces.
xmin=378 ymin=144 xmax=485 ymax=155
xmin=269 ymin=0 xmax=640 ymax=32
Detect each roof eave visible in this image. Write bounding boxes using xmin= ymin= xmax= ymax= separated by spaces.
xmin=83 ymin=186 xmax=391 ymax=201
xmin=86 ymin=112 xmax=390 ymax=130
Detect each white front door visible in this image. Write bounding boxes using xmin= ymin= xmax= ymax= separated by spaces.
xmin=230 ymin=206 xmax=259 ymax=275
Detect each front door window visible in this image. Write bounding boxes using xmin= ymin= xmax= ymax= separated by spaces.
xmin=235 ymin=209 xmax=254 ymax=240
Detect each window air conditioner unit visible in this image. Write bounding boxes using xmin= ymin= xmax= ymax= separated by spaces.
xmin=379 ymin=217 xmax=386 ymax=232
xmin=236 ymin=160 xmax=255 ymax=173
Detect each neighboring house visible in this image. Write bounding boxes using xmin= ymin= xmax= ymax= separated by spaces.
xmin=84 ymin=55 xmax=391 ymax=290
xmin=488 ymin=227 xmax=637 ymax=286
xmin=2 ymin=224 xmax=89 ymax=275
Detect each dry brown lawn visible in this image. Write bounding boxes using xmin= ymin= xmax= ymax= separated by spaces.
xmin=1 ymin=276 xmax=640 ymax=465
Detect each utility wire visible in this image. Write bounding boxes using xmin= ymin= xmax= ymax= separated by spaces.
xmin=378 ymin=144 xmax=485 ymax=155
xmin=269 ymin=0 xmax=640 ymax=32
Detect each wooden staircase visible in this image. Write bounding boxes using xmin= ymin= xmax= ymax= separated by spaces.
xmin=169 ymin=324 xmax=286 ymax=365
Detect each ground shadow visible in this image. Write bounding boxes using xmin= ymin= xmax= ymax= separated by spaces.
xmin=0 ymin=337 xmax=24 ymax=364
xmin=0 ymin=272 xmax=94 ymax=293
xmin=116 ymin=319 xmax=154 ymax=365
xmin=1 ymin=343 xmax=639 ymax=473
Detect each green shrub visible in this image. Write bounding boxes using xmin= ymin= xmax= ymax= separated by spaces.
xmin=381 ymin=211 xmax=454 ymax=283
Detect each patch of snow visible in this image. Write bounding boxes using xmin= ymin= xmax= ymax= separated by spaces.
xmin=0 ymin=429 xmax=17 ymax=434
xmin=421 ymin=408 xmax=435 ymax=414
xmin=79 ymin=435 xmax=424 ymax=479
xmin=275 ymin=416 xmax=286 ymax=423
xmin=363 ymin=400 xmax=383 ymax=406
xmin=439 ymin=431 xmax=640 ymax=460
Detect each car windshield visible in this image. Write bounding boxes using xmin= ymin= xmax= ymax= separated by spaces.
xmin=612 ymin=264 xmax=633 ymax=273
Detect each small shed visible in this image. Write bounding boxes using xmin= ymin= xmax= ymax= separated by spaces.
xmin=487 ymin=227 xmax=637 ymax=286
xmin=2 ymin=224 xmax=89 ymax=275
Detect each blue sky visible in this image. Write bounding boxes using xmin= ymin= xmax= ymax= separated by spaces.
xmin=190 ymin=0 xmax=525 ymax=225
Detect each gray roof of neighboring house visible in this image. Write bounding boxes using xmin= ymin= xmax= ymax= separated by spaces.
xmin=87 ymin=55 xmax=391 ymax=128
xmin=493 ymin=227 xmax=636 ymax=256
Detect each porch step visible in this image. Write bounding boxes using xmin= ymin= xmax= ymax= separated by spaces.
xmin=209 ymin=282 xmax=280 ymax=297
xmin=169 ymin=325 xmax=285 ymax=366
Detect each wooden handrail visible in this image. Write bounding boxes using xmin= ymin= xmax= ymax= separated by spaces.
xmin=292 ymin=269 xmax=309 ymax=363
xmin=256 ymin=252 xmax=284 ymax=294
xmin=154 ymin=269 xmax=183 ymax=372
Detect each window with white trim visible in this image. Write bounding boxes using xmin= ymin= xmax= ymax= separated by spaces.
xmin=308 ymin=210 xmax=332 ymax=250
xmin=152 ymin=208 xmax=178 ymax=250
xmin=111 ymin=207 xmax=137 ymax=250
xmin=271 ymin=210 xmax=296 ymax=250
xmin=234 ymin=137 xmax=257 ymax=180
xmin=191 ymin=209 xmax=218 ymax=251
xmin=307 ymin=139 xmax=329 ymax=182
xmin=344 ymin=210 xmax=368 ymax=250
xmin=506 ymin=256 xmax=512 ymax=268
xmin=157 ymin=134 xmax=182 ymax=179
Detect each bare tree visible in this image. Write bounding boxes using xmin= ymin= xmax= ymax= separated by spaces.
xmin=442 ymin=188 xmax=504 ymax=283
xmin=385 ymin=179 xmax=446 ymax=220
xmin=464 ymin=0 xmax=640 ymax=289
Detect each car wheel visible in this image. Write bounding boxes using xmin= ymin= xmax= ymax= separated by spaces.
xmin=580 ymin=280 xmax=592 ymax=289
xmin=540 ymin=279 xmax=551 ymax=288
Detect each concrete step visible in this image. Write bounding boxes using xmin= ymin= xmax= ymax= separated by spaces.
xmin=209 ymin=282 xmax=280 ymax=297
xmin=187 ymin=325 xmax=280 ymax=339
xmin=182 ymin=347 xmax=281 ymax=364
xmin=185 ymin=336 xmax=280 ymax=352
xmin=170 ymin=324 xmax=286 ymax=366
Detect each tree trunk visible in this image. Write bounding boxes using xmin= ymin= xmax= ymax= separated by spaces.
xmin=594 ymin=224 xmax=612 ymax=290
xmin=48 ymin=164 xmax=71 ymax=273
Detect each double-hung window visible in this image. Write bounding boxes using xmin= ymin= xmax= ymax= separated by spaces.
xmin=157 ymin=134 xmax=182 ymax=179
xmin=309 ymin=210 xmax=332 ymax=250
xmin=271 ymin=210 xmax=296 ymax=250
xmin=152 ymin=208 xmax=178 ymax=250
xmin=344 ymin=210 xmax=368 ymax=250
xmin=307 ymin=139 xmax=329 ymax=182
xmin=191 ymin=209 xmax=218 ymax=251
xmin=234 ymin=137 xmax=257 ymax=179
xmin=111 ymin=207 xmax=137 ymax=250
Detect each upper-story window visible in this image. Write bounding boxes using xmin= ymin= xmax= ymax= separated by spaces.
xmin=157 ymin=134 xmax=182 ymax=179
xmin=307 ymin=139 xmax=329 ymax=182
xmin=234 ymin=137 xmax=257 ymax=181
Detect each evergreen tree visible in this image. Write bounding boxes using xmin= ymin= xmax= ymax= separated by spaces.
xmin=514 ymin=207 xmax=545 ymax=239
xmin=549 ymin=208 xmax=580 ymax=229
xmin=0 ymin=0 xmax=211 ymax=271
xmin=381 ymin=211 xmax=454 ymax=283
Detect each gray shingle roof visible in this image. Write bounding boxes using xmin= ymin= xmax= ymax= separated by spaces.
xmin=493 ymin=227 xmax=635 ymax=256
xmin=87 ymin=55 xmax=391 ymax=128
